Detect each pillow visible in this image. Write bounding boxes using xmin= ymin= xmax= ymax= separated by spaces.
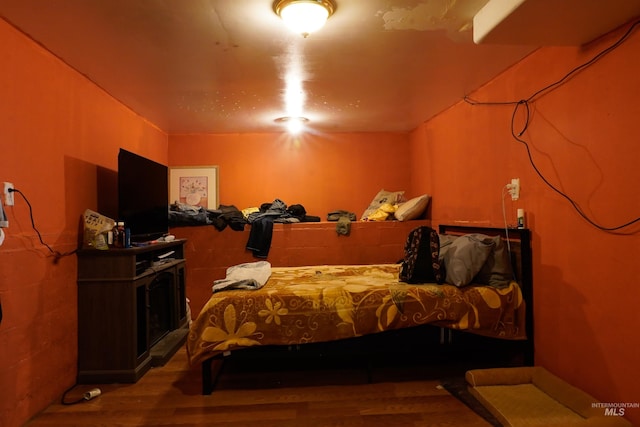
xmin=361 ymin=189 xmax=405 ymax=221
xmin=437 ymin=233 xmax=457 ymax=280
xmin=474 ymin=235 xmax=514 ymax=288
xmin=394 ymin=194 xmax=431 ymax=221
xmin=438 ymin=234 xmax=458 ymax=261
xmin=443 ymin=234 xmax=495 ymax=287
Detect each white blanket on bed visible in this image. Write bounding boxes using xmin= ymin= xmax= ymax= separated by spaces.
xmin=212 ymin=261 xmax=272 ymax=293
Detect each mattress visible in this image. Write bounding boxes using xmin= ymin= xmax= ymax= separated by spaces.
xmin=187 ymin=263 xmax=526 ymax=366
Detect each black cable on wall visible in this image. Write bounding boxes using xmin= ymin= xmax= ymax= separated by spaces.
xmin=464 ymin=20 xmax=640 ymax=233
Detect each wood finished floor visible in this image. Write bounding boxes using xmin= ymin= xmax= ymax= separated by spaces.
xmin=26 ymin=347 xmax=494 ymax=427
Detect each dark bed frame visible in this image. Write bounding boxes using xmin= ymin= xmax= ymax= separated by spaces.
xmin=438 ymin=225 xmax=533 ymax=364
xmin=199 ymin=224 xmax=533 ymax=395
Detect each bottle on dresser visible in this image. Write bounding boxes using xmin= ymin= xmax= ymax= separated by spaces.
xmin=114 ymin=221 xmax=125 ymax=248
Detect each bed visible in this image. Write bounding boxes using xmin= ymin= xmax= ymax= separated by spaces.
xmin=187 ymin=224 xmax=533 ymax=394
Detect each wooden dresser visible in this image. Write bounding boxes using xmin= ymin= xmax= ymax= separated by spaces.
xmin=76 ymin=239 xmax=188 ymax=383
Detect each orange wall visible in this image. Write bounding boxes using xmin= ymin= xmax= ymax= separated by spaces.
xmin=168 ymin=132 xmax=413 ymax=217
xmin=410 ymin=23 xmax=640 ymax=424
xmin=0 ymin=19 xmax=167 ymax=427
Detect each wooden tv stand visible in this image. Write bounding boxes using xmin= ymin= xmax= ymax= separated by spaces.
xmin=76 ymin=239 xmax=188 ymax=383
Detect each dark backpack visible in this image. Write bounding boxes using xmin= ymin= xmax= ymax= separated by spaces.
xmin=399 ymin=226 xmax=443 ymax=284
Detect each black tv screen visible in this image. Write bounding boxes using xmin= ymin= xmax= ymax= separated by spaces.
xmin=118 ymin=148 xmax=169 ymax=242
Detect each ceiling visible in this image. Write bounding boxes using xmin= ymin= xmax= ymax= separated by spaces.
xmin=1 ymin=0 xmax=639 ymax=134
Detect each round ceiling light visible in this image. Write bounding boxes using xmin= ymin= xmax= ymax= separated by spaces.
xmin=274 ymin=116 xmax=309 ymax=134
xmin=273 ymin=0 xmax=336 ymax=37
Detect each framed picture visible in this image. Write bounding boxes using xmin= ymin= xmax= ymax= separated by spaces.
xmin=169 ymin=166 xmax=219 ymax=210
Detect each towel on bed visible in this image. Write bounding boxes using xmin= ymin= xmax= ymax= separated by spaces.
xmin=212 ymin=261 xmax=272 ymax=293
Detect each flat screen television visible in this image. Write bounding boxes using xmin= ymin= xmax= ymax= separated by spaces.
xmin=118 ymin=148 xmax=169 ymax=243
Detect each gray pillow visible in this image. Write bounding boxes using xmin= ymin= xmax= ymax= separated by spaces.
xmin=438 ymin=234 xmax=458 ymax=261
xmin=444 ymin=234 xmax=495 ymax=287
xmin=474 ymin=235 xmax=514 ymax=288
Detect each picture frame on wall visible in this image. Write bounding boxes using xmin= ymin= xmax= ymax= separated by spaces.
xmin=169 ymin=166 xmax=219 ymax=210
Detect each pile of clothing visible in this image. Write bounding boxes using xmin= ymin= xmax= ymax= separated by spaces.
xmin=246 ymin=199 xmax=320 ymax=257
xmin=168 ymin=202 xmax=247 ymax=230
xmin=170 ymin=199 xmax=326 ymax=258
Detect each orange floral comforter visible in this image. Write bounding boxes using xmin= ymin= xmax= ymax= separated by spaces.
xmin=186 ymin=264 xmax=526 ymax=366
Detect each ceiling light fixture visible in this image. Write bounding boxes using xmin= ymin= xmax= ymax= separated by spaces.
xmin=273 ymin=0 xmax=336 ymax=38
xmin=274 ymin=116 xmax=309 ymax=134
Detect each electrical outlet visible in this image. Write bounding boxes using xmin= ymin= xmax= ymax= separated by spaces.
xmin=509 ymin=178 xmax=520 ymax=201
xmin=3 ymin=182 xmax=14 ymax=206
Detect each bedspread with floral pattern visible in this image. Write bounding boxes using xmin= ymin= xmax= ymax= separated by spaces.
xmin=187 ymin=264 xmax=526 ymax=366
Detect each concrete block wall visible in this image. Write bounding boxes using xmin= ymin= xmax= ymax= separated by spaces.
xmin=172 ymin=220 xmax=431 ymax=313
